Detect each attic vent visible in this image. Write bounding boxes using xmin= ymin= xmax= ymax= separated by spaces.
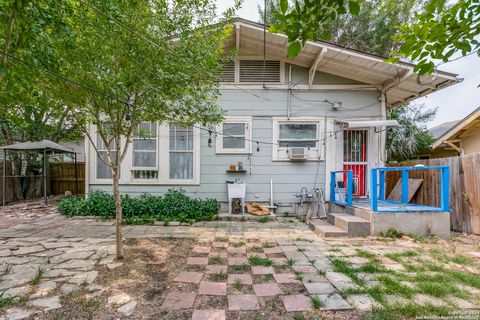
xmin=239 ymin=60 xmax=280 ymax=83
xmin=219 ymin=61 xmax=235 ymax=82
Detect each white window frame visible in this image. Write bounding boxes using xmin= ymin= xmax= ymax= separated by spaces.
xmin=131 ymin=122 xmax=159 ymax=181
xmin=272 ymin=117 xmax=325 ymax=161
xmin=93 ymin=129 xmax=119 ymax=181
xmin=89 ymin=124 xmax=200 ymax=185
xmin=216 ymin=116 xmax=252 ymax=154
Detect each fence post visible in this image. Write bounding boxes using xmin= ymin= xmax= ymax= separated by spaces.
xmin=440 ymin=166 xmax=450 ymax=212
xmin=346 ymin=170 xmax=353 ymax=206
xmin=401 ymin=169 xmax=409 ymax=205
xmin=370 ymin=168 xmax=377 ymax=211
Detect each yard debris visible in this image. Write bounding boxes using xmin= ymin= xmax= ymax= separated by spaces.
xmin=246 ymin=203 xmax=270 ymax=216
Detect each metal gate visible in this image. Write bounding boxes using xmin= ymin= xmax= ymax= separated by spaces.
xmin=343 ymin=129 xmax=368 ymax=197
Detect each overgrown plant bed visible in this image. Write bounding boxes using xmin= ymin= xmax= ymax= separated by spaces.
xmin=58 ymin=189 xmax=220 ymax=224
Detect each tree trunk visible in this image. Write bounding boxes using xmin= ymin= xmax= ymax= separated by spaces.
xmin=112 ymin=166 xmax=124 ymax=260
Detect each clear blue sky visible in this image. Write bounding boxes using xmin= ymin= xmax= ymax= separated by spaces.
xmin=217 ymin=0 xmax=480 ymax=128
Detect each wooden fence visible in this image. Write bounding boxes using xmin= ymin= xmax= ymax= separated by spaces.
xmin=387 ymin=153 xmax=480 ymax=234
xmin=0 ymin=161 xmax=85 ymax=204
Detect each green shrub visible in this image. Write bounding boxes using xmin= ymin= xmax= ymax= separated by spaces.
xmin=380 ymin=228 xmax=405 ymax=239
xmin=58 ymin=195 xmax=87 ymax=216
xmin=86 ymin=190 xmax=115 ymax=218
xmin=58 ymin=188 xmax=220 ymax=224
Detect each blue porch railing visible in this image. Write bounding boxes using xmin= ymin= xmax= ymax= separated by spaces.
xmin=330 ymin=170 xmax=353 ymax=206
xmin=370 ymin=166 xmax=450 ymax=212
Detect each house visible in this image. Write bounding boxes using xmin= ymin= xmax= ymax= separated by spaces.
xmin=421 ymin=106 xmax=480 ymax=158
xmin=84 ymin=19 xmax=459 ymax=236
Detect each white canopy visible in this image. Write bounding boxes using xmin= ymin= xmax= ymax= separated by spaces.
xmin=0 ymin=139 xmax=75 ymax=153
xmin=336 ymin=119 xmax=400 ymax=128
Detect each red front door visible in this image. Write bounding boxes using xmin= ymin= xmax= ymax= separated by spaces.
xmin=343 ymin=129 xmax=368 ymax=197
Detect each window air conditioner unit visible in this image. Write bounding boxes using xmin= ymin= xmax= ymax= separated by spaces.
xmin=289 ymin=147 xmax=307 ymax=161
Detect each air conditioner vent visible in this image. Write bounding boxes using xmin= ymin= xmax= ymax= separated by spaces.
xmin=239 ymin=60 xmax=280 ymax=83
xmin=289 ymin=147 xmax=307 ymax=161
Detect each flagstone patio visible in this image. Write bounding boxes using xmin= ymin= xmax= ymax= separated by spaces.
xmin=0 ymin=200 xmax=480 ymax=319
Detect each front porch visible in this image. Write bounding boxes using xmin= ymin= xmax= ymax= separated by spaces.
xmin=311 ymin=166 xmax=451 ymax=238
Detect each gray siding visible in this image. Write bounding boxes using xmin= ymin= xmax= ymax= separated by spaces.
xmin=90 ymin=66 xmax=381 ymax=204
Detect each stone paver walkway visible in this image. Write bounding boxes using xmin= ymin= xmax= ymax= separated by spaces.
xmin=1 ymin=200 xmax=480 ymax=319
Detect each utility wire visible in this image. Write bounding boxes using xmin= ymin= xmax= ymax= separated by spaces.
xmin=5 ymin=52 xmax=343 ymax=149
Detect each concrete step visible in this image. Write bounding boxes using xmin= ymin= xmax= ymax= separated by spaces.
xmin=308 ymin=219 xmax=348 ymax=238
xmin=327 ymin=213 xmax=370 ymax=236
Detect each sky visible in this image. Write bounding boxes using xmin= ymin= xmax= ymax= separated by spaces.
xmin=216 ymin=0 xmax=480 ymax=128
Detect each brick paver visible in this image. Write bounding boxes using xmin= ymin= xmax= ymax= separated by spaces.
xmin=199 ymin=282 xmax=227 ymax=296
xmin=161 ymin=292 xmax=196 ymax=310
xmin=228 ymin=257 xmax=248 ymax=265
xmin=252 ymin=283 xmax=282 ymax=296
xmin=228 ymin=294 xmax=259 ymax=311
xmin=187 ymin=257 xmax=209 ymax=265
xmin=251 ymin=266 xmax=275 ymax=275
xmin=174 ymin=272 xmax=204 ymax=284
xmin=192 ymin=309 xmax=226 ymax=320
xmin=273 ymin=273 xmax=300 ymax=284
xmin=282 ymin=295 xmax=313 ymax=312
xmin=227 ymin=274 xmax=253 ymax=285
xmin=205 ymin=265 xmax=228 ymax=274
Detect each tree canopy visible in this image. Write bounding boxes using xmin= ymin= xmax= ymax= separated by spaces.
xmin=261 ymin=0 xmax=425 ymax=57
xmin=387 ymin=104 xmax=436 ymax=162
xmin=389 ymin=0 xmax=480 ymax=75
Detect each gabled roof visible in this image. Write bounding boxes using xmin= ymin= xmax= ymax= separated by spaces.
xmin=432 ymin=106 xmax=480 ymax=149
xmin=429 ymin=120 xmax=460 ymax=139
xmin=228 ymin=18 xmax=460 ymax=108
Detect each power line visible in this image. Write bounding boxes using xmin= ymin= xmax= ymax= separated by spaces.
xmin=6 ymin=52 xmax=343 ymax=150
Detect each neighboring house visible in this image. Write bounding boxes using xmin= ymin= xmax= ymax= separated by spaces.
xmin=84 ymin=19 xmax=459 ymax=213
xmin=422 ymin=106 xmax=480 ymax=158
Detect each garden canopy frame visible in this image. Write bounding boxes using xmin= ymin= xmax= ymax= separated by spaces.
xmin=0 ymin=139 xmax=77 ymax=205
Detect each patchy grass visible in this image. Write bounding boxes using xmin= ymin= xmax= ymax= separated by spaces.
xmin=287 ymin=258 xmax=296 ymax=266
xmin=232 ymin=264 xmax=248 ymax=272
xmin=232 ymin=279 xmax=242 ymax=290
xmin=248 ymin=256 xmax=273 ymax=267
xmin=0 ymin=292 xmax=15 ymax=309
xmin=262 ymin=242 xmax=275 ymax=248
xmin=317 ymin=269 xmax=326 ymax=277
xmin=30 ymin=266 xmax=44 ymax=286
xmin=256 ymin=216 xmax=269 ymax=223
xmin=408 ymin=233 xmax=439 ymax=244
xmin=385 ymin=250 xmax=419 ymax=262
xmin=310 ymin=295 xmax=325 ymax=309
xmin=214 ymin=236 xmax=229 ymax=242
xmin=263 ymin=273 xmax=274 ymax=282
xmin=232 ymin=241 xmax=245 ymax=248
xmin=295 ymin=237 xmax=314 ymax=242
xmin=451 ymin=255 xmax=474 ymax=266
xmin=330 ymin=258 xmax=364 ymax=285
xmin=209 ymin=257 xmax=225 ymax=265
xmin=210 ymin=271 xmax=227 ymax=281
xmin=355 ymin=249 xmax=375 ymax=259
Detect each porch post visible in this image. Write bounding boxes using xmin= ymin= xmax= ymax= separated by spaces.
xmin=401 ymin=169 xmax=409 ymax=205
xmin=379 ymin=170 xmax=385 ymax=200
xmin=370 ymin=169 xmax=377 ymax=211
xmin=440 ymin=167 xmax=450 ymax=212
xmin=346 ymin=170 xmax=353 ymax=206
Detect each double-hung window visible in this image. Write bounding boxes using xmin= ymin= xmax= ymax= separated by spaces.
xmin=169 ymin=125 xmax=194 ymax=180
xmin=96 ymin=134 xmax=116 ymax=179
xmin=132 ymin=122 xmax=158 ymax=179
xmin=216 ymin=117 xmax=252 ymax=154
xmin=273 ymin=118 xmax=324 ymax=161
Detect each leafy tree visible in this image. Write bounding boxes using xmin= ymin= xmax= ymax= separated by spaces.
xmin=268 ymin=0 xmax=361 ymax=57
xmin=0 ymin=0 xmax=81 ymax=201
xmin=1 ymin=0 xmax=237 ymax=259
xmin=389 ymin=0 xmax=480 ymax=75
xmin=60 ymin=0 xmax=236 ymax=259
xmin=262 ymin=0 xmax=425 ymax=57
xmin=387 ymin=104 xmax=436 ymax=162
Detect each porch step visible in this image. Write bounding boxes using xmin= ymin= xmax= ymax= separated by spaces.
xmin=327 ymin=213 xmax=371 ymax=236
xmin=308 ymin=219 xmax=348 ymax=238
